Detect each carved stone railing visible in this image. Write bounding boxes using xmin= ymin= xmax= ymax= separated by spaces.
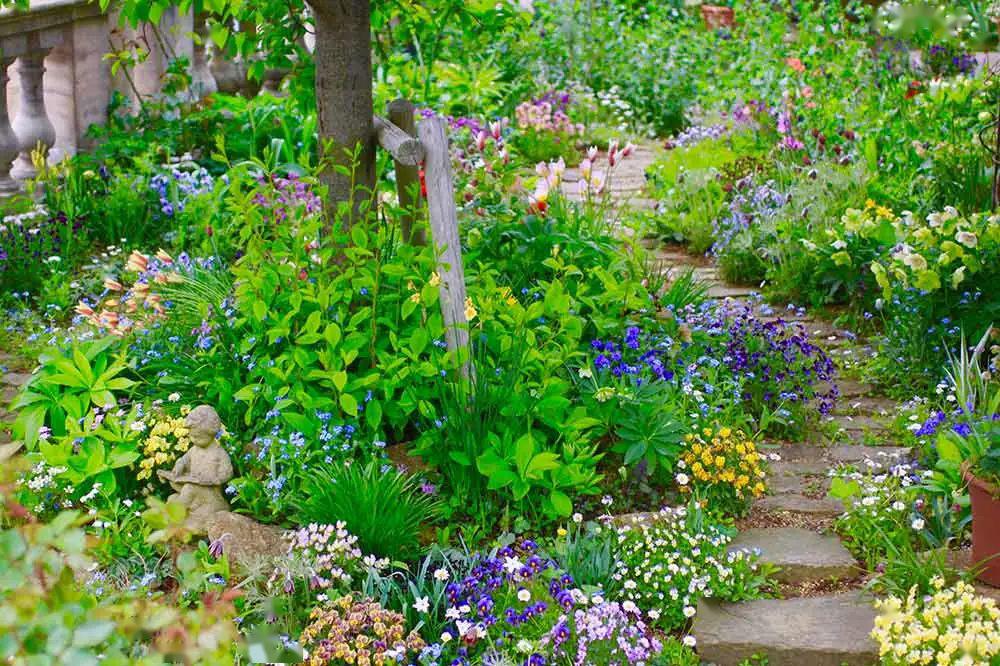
xmin=0 ymin=0 xmax=231 ymax=194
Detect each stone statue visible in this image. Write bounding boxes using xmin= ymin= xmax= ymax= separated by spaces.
xmin=157 ymin=405 xmax=233 ymax=533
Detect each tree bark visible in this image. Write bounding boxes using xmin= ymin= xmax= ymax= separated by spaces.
xmin=308 ymin=0 xmax=375 ymax=219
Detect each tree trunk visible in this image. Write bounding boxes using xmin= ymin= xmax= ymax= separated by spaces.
xmin=309 ymin=0 xmax=375 ymax=219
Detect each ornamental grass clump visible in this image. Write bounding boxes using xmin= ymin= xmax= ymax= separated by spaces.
xmin=872 ymin=577 xmax=1000 ymax=666
xmin=299 ymin=595 xmax=425 ymax=666
xmin=677 ymin=426 xmax=768 ymax=516
xmin=612 ymin=505 xmax=773 ymax=631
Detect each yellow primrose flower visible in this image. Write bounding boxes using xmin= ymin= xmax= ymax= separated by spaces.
xmin=463 ymin=297 xmax=478 ymax=321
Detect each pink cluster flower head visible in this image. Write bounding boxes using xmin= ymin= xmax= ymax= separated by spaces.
xmin=515 ymin=97 xmax=584 ymax=136
xmin=779 ymin=135 xmax=805 ymax=151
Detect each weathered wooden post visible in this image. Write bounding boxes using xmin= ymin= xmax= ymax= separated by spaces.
xmin=417 ymin=115 xmax=471 ymax=372
xmin=387 ymin=98 xmax=424 ymax=245
xmin=373 ymin=111 xmax=471 ymax=374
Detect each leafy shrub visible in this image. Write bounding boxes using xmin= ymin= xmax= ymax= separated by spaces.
xmin=12 ymin=337 xmax=134 ymax=450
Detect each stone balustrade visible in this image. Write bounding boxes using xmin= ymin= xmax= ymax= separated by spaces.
xmin=0 ymin=0 xmax=237 ymax=194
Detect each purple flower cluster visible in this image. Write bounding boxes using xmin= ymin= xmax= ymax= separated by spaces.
xmin=531 ymin=90 xmax=573 ymax=114
xmin=590 ymin=327 xmax=674 ymax=382
xmin=441 ymin=540 xmax=580 ymax=666
xmin=560 ymin=601 xmax=662 ymax=666
xmin=0 ymin=208 xmax=83 ymax=293
xmin=711 ymin=176 xmax=788 ymax=257
xmin=688 ymin=298 xmax=838 ymax=415
xmin=252 ymin=173 xmax=322 ymax=222
xmin=592 ymin=297 xmax=838 ymax=418
xmin=149 ymin=166 xmax=214 ymax=217
xmin=419 ymin=108 xmax=487 ymax=137
xmin=665 ymin=123 xmax=729 ymax=149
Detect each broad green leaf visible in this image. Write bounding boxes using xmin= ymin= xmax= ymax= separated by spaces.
xmin=549 ymin=490 xmax=573 ymax=516
xmin=339 ymin=393 xmax=359 ymax=416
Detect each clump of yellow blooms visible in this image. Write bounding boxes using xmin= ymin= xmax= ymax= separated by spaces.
xmin=678 ymin=426 xmax=767 ymax=515
xmin=300 ymin=595 xmax=425 ymax=666
xmin=137 ymin=407 xmax=192 ymax=481
xmin=872 ymin=577 xmax=1000 ymax=666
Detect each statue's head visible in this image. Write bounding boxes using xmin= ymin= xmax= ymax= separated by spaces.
xmin=185 ymin=405 xmax=222 ymax=447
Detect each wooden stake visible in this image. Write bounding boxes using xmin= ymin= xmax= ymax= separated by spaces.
xmin=418 ymin=115 xmax=470 ymax=371
xmin=386 ymin=99 xmax=424 ymax=244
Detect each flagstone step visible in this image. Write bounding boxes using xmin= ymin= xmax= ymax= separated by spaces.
xmin=693 ymin=593 xmax=878 ymax=666
xmin=767 ymin=465 xmax=829 ymax=496
xmin=706 ymin=284 xmax=760 ymax=299
xmin=0 ymin=440 xmax=22 ymax=462
xmin=827 ymin=444 xmax=911 ymax=465
xmin=835 ymin=396 xmax=896 ymax=417
xmin=820 ymin=379 xmax=874 ymax=399
xmin=756 ymin=493 xmax=844 ymax=517
xmin=829 ymin=414 xmax=889 ymax=432
xmin=1 ymin=372 xmax=31 ymax=387
xmin=730 ymin=527 xmax=858 ymax=585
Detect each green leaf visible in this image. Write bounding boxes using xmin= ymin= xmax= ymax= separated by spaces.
xmin=526 ymin=452 xmax=560 ymax=477
xmin=331 ymin=371 xmax=348 ymax=392
xmin=72 ymin=621 xmax=115 ymax=648
xmin=410 ymin=327 xmax=429 ymax=356
xmin=209 ymin=22 xmax=230 ymax=49
xmin=449 ymin=451 xmax=472 ymax=466
xmin=514 ymin=433 xmax=535 ymax=476
xmin=487 ymin=469 xmax=517 ymax=489
xmin=324 ymin=323 xmax=342 ymax=347
xmin=339 ymin=393 xmax=359 ymax=416
xmin=828 ymin=476 xmax=861 ymax=500
xmin=623 ymin=441 xmax=648 ymax=466
xmin=549 ymin=490 xmax=573 ymax=516
xmin=351 ymin=226 xmax=369 ymax=247
xmin=936 ymin=434 xmax=962 ymax=463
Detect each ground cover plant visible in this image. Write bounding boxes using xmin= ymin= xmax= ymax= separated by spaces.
xmin=4 ymin=0 xmax=1000 ymax=664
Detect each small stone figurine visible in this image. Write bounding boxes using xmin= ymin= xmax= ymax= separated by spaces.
xmin=157 ymin=405 xmax=233 ymax=533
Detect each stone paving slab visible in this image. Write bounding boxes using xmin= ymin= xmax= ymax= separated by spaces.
xmin=827 ymin=444 xmax=911 ymax=464
xmin=694 ymin=593 xmax=878 ymax=666
xmin=1 ymin=372 xmax=31 ymax=387
xmin=835 ymin=396 xmax=897 ymax=417
xmin=0 ymin=440 xmax=22 ymax=462
xmin=730 ymin=527 xmax=858 ymax=585
xmin=829 ymin=414 xmax=888 ymax=432
xmin=756 ymin=494 xmax=844 ymax=517
xmin=706 ymin=285 xmax=759 ymax=299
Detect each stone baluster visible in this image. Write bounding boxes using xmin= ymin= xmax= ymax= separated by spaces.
xmin=0 ymin=57 xmax=19 ymax=194
xmin=209 ymin=42 xmax=244 ymax=94
xmin=190 ymin=12 xmax=217 ymax=99
xmin=11 ymin=35 xmax=56 ymax=180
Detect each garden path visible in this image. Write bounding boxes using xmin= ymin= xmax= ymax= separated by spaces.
xmin=590 ymin=141 xmax=904 ymax=664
